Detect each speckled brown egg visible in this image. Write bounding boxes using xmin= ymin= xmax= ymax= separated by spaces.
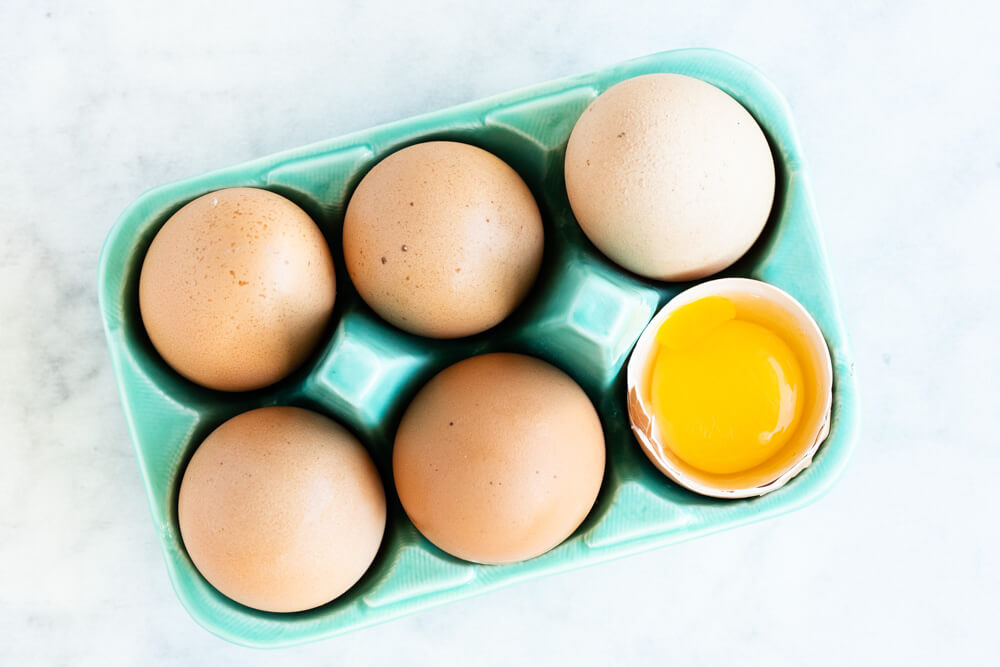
xmin=342 ymin=141 xmax=544 ymax=339
xmin=393 ymin=353 xmax=605 ymax=564
xmin=178 ymin=406 xmax=386 ymax=613
xmin=564 ymin=73 xmax=776 ymax=281
xmin=139 ymin=187 xmax=336 ymax=392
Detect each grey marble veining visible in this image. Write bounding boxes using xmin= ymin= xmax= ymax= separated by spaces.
xmin=2 ymin=1 xmax=998 ymax=664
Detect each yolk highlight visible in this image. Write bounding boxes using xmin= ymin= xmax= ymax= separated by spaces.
xmin=650 ymin=296 xmax=804 ymax=475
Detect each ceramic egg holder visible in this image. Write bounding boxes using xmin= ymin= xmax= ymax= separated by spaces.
xmin=99 ymin=49 xmax=859 ymax=647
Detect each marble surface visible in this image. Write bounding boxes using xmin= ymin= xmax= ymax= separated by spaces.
xmin=2 ymin=1 xmax=997 ymax=664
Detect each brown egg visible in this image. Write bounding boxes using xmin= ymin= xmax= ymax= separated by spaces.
xmin=393 ymin=353 xmax=605 ymax=564
xmin=564 ymin=73 xmax=776 ymax=281
xmin=139 ymin=187 xmax=336 ymax=392
xmin=178 ymin=407 xmax=386 ymax=613
xmin=343 ymin=141 xmax=544 ymax=339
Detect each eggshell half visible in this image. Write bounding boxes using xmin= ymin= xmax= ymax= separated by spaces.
xmin=626 ymin=278 xmax=833 ymax=498
xmin=393 ymin=353 xmax=605 ymax=564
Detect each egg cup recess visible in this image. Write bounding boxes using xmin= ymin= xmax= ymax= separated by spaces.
xmin=98 ymin=48 xmax=859 ymax=647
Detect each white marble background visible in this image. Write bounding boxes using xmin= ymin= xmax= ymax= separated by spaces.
xmin=2 ymin=1 xmax=998 ymax=664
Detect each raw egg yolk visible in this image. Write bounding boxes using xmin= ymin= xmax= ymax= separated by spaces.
xmin=650 ymin=296 xmax=804 ymax=475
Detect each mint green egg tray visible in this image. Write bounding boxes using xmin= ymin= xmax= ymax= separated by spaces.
xmin=98 ymin=48 xmax=859 ymax=647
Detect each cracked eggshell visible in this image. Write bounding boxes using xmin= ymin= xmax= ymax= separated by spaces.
xmin=626 ymin=278 xmax=833 ymax=498
xmin=343 ymin=141 xmax=544 ymax=339
xmin=139 ymin=187 xmax=336 ymax=392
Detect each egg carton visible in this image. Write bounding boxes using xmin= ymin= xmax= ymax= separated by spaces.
xmin=98 ymin=48 xmax=859 ymax=647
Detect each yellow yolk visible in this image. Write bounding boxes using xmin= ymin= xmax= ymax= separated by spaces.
xmin=650 ymin=296 xmax=804 ymax=475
